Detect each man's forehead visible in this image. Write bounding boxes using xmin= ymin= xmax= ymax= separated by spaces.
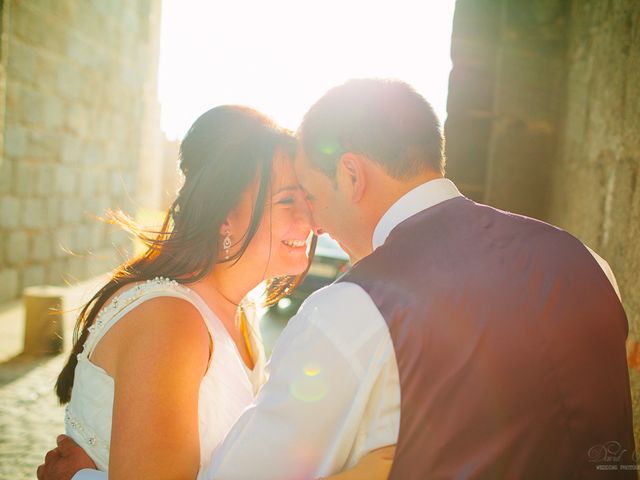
xmin=293 ymin=149 xmax=311 ymax=178
xmin=293 ymin=146 xmax=307 ymax=163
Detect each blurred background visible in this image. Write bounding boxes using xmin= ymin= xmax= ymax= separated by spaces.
xmin=0 ymin=0 xmax=638 ymax=478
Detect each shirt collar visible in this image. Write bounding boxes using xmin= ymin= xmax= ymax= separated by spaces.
xmin=371 ymin=178 xmax=462 ymax=250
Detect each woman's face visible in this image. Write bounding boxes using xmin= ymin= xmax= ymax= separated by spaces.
xmin=226 ymin=148 xmax=313 ymax=279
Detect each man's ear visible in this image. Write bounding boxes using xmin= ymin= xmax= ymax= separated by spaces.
xmin=337 ymin=152 xmax=367 ymax=202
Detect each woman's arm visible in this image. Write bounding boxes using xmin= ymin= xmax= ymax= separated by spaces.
xmin=99 ymin=297 xmax=211 ymax=480
xmin=323 ymin=446 xmax=396 ymax=480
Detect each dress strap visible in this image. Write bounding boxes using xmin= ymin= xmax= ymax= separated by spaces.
xmin=80 ymin=277 xmax=216 ymax=361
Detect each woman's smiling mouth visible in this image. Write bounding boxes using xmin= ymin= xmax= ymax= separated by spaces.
xmin=282 ymin=239 xmax=306 ymax=248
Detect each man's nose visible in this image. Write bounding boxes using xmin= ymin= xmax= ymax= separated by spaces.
xmin=313 ymin=225 xmax=325 ymax=236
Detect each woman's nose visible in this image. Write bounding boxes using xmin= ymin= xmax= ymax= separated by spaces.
xmin=295 ymin=196 xmax=315 ymax=230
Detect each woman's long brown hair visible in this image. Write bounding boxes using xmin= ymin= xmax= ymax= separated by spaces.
xmin=55 ymin=106 xmax=312 ymax=403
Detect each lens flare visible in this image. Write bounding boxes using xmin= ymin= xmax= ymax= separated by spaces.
xmin=303 ymin=363 xmax=321 ymax=377
xmin=290 ymin=363 xmax=327 ymax=402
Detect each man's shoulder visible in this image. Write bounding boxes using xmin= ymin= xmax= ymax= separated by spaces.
xmin=298 ymin=281 xmax=378 ymax=320
xmin=292 ymin=281 xmax=390 ymax=344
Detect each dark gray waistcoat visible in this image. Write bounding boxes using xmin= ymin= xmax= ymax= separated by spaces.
xmin=339 ymin=197 xmax=635 ymax=479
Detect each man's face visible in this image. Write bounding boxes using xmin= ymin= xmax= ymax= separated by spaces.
xmin=294 ymin=149 xmax=357 ymax=257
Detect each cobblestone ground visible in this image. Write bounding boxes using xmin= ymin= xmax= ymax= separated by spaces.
xmin=0 ymin=354 xmax=67 ymax=479
xmin=0 ymin=278 xmax=105 ymax=480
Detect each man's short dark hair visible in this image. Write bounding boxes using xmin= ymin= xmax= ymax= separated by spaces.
xmin=297 ymin=78 xmax=445 ymax=179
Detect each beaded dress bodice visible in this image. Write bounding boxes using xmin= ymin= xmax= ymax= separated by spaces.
xmin=65 ymin=277 xmax=265 ymax=472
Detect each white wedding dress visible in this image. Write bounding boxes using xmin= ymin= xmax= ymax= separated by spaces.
xmin=64 ymin=277 xmax=266 ymax=472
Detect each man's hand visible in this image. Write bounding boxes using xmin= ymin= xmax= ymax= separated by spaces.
xmin=36 ymin=435 xmax=97 ymax=480
xmin=324 ymin=445 xmax=396 ymax=480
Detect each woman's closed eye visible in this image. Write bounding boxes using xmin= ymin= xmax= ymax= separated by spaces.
xmin=277 ymin=196 xmax=295 ymax=205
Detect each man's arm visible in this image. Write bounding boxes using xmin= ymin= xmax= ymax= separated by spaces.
xmin=585 ymin=245 xmax=621 ymax=300
xmin=201 ymin=282 xmax=393 ymax=480
xmin=47 ymin=282 xmax=392 ymax=480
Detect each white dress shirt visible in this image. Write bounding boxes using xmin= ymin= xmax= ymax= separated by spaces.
xmin=73 ymin=178 xmax=620 ymax=480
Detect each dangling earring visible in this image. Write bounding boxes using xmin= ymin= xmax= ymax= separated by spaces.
xmin=223 ymin=231 xmax=232 ymax=260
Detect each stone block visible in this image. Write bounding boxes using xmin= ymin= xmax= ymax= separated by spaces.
xmin=12 ymin=5 xmax=47 ymax=47
xmin=5 ymin=79 xmax=23 ymax=120
xmin=46 ymin=258 xmax=68 ymax=285
xmin=56 ymin=66 xmax=83 ymax=101
xmin=121 ymin=172 xmax=137 ymax=194
xmin=4 ymin=125 xmax=28 ymax=158
xmin=61 ymin=136 xmax=82 ymax=164
xmin=61 ymin=197 xmax=83 ymax=225
xmin=26 ymin=131 xmax=60 ymax=161
xmin=0 ymin=268 xmax=19 ymax=302
xmin=106 ymin=83 xmax=123 ymax=110
xmin=31 ymin=232 xmax=52 ymax=262
xmin=0 ymin=196 xmax=21 ymax=228
xmin=13 ymin=163 xmax=36 ymax=196
xmin=110 ymin=171 xmax=125 ymax=195
xmin=42 ymin=96 xmax=65 ymax=130
xmin=41 ymin=19 xmax=67 ymax=56
xmin=23 ymin=265 xmax=46 ymax=289
xmin=96 ymin=115 xmax=113 ymax=143
xmin=66 ymin=37 xmax=95 ymax=69
xmin=110 ymin=229 xmax=132 ymax=254
xmin=8 ymin=40 xmax=38 ymax=85
xmin=452 ymin=0 xmax=502 ymax=44
xmin=447 ymin=65 xmax=495 ymax=115
xmin=502 ymin=1 xmax=567 ymax=51
xmin=5 ymin=231 xmax=29 ymax=266
xmin=79 ymin=170 xmax=98 ymax=197
xmin=0 ymin=161 xmax=12 ymax=195
xmin=66 ymin=104 xmax=88 ymax=136
xmin=75 ymin=224 xmax=91 ymax=253
xmin=33 ymin=51 xmax=57 ymax=90
xmin=91 ymin=247 xmax=121 ymax=275
xmin=67 ymin=255 xmax=88 ymax=280
xmin=35 ymin=164 xmax=56 ymax=197
xmin=86 ymin=195 xmax=109 ymax=218
xmin=494 ymin=48 xmax=564 ymax=123
xmin=83 ymin=142 xmax=102 ymax=166
xmin=89 ymin=222 xmax=108 ymax=250
xmin=93 ymin=171 xmax=108 ymax=195
xmin=80 ymin=74 xmax=101 ymax=105
xmin=54 ymin=227 xmax=76 ymax=257
xmin=18 ymin=88 xmax=44 ymax=126
xmin=46 ymin=198 xmax=61 ymax=228
xmin=22 ymin=286 xmax=65 ymax=355
xmin=23 ymin=198 xmax=46 ymax=228
xmin=445 ymin=115 xmax=493 ymax=200
xmin=486 ymin=117 xmax=556 ymax=220
xmin=55 ymin=166 xmax=77 ymax=196
xmin=49 ymin=0 xmax=78 ymax=22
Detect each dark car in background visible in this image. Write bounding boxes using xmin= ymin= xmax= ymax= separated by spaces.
xmin=271 ymin=234 xmax=350 ymax=315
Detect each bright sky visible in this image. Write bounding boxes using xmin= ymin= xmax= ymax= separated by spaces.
xmin=158 ymin=0 xmax=456 ymax=140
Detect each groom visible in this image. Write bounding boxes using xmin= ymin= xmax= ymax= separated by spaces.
xmin=41 ymin=79 xmax=635 ymax=479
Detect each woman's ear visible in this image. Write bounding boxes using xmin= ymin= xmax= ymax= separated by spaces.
xmin=337 ymin=153 xmax=367 ymax=203
xmin=219 ymin=218 xmax=231 ymax=237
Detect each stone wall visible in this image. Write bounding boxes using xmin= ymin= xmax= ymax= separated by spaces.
xmin=0 ymin=0 xmax=162 ymax=302
xmin=448 ymin=0 xmax=640 ymax=445
xmin=548 ymin=0 xmax=640 ymax=443
xmin=447 ymin=0 xmax=568 ymax=217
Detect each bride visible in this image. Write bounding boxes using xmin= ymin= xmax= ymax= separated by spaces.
xmin=54 ymin=105 xmax=309 ymax=478
xmin=48 ymin=105 xmax=393 ymax=479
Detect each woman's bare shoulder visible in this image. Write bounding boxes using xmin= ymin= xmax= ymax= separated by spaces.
xmin=91 ymin=288 xmax=212 ymax=377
